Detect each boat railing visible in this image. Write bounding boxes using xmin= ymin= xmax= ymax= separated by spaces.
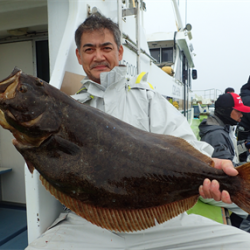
xmin=192 ymin=89 xmax=222 ymax=104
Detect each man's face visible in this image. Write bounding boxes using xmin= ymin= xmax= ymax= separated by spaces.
xmin=76 ymin=29 xmax=124 ymax=83
xmin=230 ymin=109 xmax=243 ymax=122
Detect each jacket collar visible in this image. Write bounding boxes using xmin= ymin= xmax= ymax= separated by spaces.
xmin=207 ymin=115 xmax=230 ymax=132
xmin=81 ymin=65 xmax=127 ymax=91
xmin=207 ymin=115 xmax=222 ymax=125
xmin=72 ymin=66 xmax=127 ymax=102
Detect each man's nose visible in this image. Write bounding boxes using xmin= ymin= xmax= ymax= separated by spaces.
xmin=94 ymin=49 xmax=104 ymax=61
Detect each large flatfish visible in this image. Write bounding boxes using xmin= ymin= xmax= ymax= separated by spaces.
xmin=0 ymin=68 xmax=250 ymax=232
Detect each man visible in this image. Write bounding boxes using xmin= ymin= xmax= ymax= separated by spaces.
xmin=237 ymin=76 xmax=250 ymax=162
xmin=225 ymin=87 xmax=235 ymax=93
xmin=199 ymin=92 xmax=250 ymax=165
xmin=26 ymin=15 xmax=250 ymax=249
xmin=199 ymin=92 xmax=250 ymax=232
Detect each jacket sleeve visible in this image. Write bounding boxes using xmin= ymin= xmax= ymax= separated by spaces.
xmin=148 ymin=91 xmax=214 ymax=157
xmin=200 ymin=130 xmax=234 ymax=161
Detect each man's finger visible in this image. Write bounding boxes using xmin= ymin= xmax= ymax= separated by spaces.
xmin=212 ymin=158 xmax=238 ymax=176
xmin=221 ymin=190 xmax=232 ymax=203
xmin=210 ymin=179 xmax=221 ymax=201
xmin=201 ymin=178 xmax=212 ymax=198
xmin=221 ymin=164 xmax=238 ymax=176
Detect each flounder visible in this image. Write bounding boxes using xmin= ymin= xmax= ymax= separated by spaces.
xmin=0 ymin=68 xmax=250 ymax=232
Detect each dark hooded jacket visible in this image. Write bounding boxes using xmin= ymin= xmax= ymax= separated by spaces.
xmin=199 ymin=115 xmax=235 ymax=162
xmin=239 ymin=76 xmax=250 ymax=132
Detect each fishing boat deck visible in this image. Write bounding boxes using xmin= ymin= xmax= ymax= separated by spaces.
xmin=0 ymin=203 xmax=28 ymax=249
xmin=0 ymin=166 xmax=28 ymax=249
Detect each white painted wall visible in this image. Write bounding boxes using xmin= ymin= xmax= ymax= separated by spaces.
xmin=0 ymin=40 xmax=34 ymax=204
xmin=0 ymin=40 xmax=34 ymax=78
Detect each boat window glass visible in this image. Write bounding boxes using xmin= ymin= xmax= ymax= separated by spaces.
xmin=150 ymin=48 xmax=160 ymax=63
xmin=36 ymin=40 xmax=50 ymax=82
xmin=161 ymin=48 xmax=173 ymax=63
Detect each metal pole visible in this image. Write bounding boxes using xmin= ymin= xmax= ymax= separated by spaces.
xmin=185 ymin=0 xmax=187 ymax=26
xmin=136 ymin=0 xmax=141 ymax=74
xmin=171 ymin=0 xmax=184 ymax=30
xmin=117 ymin=0 xmax=123 ymax=45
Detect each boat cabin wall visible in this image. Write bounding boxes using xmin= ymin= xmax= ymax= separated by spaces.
xmin=0 ymin=41 xmax=35 ymax=205
xmin=0 ymin=0 xmax=56 ymax=205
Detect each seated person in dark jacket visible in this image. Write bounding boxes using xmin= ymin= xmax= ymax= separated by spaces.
xmin=237 ymin=76 xmax=250 ymax=162
xmin=199 ymin=92 xmax=250 ymax=166
xmin=199 ymin=92 xmax=250 ymax=231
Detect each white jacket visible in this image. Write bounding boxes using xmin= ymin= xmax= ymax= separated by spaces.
xmin=71 ymin=65 xmax=213 ymax=157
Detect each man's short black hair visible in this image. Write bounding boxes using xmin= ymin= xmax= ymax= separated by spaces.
xmin=225 ymin=87 xmax=235 ymax=93
xmin=75 ymin=15 xmax=121 ymax=50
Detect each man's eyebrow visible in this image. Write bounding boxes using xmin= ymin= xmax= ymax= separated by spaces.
xmin=82 ymin=42 xmax=114 ymax=48
xmin=101 ymin=42 xmax=113 ymax=47
xmin=82 ymin=43 xmax=95 ymax=48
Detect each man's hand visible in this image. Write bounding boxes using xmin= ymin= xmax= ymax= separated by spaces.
xmin=199 ymin=158 xmax=238 ymax=204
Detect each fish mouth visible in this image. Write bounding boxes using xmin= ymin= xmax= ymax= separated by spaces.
xmin=0 ymin=69 xmax=56 ymax=149
xmin=0 ymin=69 xmax=50 ymax=148
xmin=0 ymin=109 xmax=49 ymax=148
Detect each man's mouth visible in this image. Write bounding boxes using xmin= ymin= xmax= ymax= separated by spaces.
xmin=91 ymin=63 xmax=110 ymax=70
xmin=94 ymin=66 xmax=108 ymax=70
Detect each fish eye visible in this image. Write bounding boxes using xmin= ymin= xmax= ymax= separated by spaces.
xmin=36 ymin=79 xmax=44 ymax=86
xmin=19 ymin=85 xmax=28 ymax=93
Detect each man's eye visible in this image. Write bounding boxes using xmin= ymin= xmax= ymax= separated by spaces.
xmin=85 ymin=48 xmax=93 ymax=52
xmin=104 ymin=47 xmax=112 ymax=51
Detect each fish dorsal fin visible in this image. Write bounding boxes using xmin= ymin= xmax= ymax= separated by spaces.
xmin=40 ymin=175 xmax=198 ymax=232
xmin=152 ymin=133 xmax=214 ymax=168
xmin=176 ymin=136 xmax=215 ymax=167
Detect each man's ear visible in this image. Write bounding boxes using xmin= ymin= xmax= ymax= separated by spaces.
xmin=118 ymin=45 xmax=124 ymax=61
xmin=76 ymin=48 xmax=82 ymax=65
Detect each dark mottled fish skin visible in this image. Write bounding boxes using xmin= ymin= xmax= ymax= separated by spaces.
xmin=1 ymin=68 xmax=250 ymax=231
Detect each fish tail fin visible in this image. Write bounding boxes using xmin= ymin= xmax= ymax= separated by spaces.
xmin=232 ymin=162 xmax=250 ymax=213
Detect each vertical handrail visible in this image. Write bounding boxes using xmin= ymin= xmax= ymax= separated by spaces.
xmin=117 ymin=0 xmax=123 ymax=44
xmin=171 ymin=0 xmax=184 ymax=31
xmin=48 ymin=0 xmax=79 ymax=89
xmin=136 ymin=0 xmax=141 ymax=74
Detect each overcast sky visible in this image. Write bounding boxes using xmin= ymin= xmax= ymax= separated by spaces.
xmin=144 ymin=0 xmax=250 ymax=95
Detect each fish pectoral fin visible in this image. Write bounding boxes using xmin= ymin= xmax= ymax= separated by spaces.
xmin=49 ymin=135 xmax=81 ymax=155
xmin=40 ymin=175 xmax=199 ymax=232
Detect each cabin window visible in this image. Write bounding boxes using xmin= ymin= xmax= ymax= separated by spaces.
xmin=161 ymin=48 xmax=173 ymax=63
xmin=150 ymin=47 xmax=173 ymax=64
xmin=36 ymin=40 xmax=50 ymax=83
xmin=150 ymin=48 xmax=160 ymax=63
